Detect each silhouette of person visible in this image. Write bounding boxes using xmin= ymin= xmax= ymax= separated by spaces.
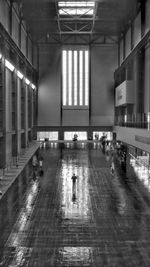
xmin=71 ymin=173 xmax=77 ymax=184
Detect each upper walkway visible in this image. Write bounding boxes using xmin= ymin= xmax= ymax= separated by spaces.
xmin=0 ymin=141 xmax=40 ymax=198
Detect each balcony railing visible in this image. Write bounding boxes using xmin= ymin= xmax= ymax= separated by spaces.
xmin=115 ymin=113 xmax=150 ymax=129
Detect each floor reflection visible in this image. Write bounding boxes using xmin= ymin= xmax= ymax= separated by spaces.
xmin=58 ymin=247 xmax=92 ymax=265
xmin=1 ymin=145 xmax=150 ymax=266
xmin=60 ymin=157 xmax=91 ymax=221
xmin=6 ymin=179 xmax=39 ymax=247
xmin=130 ymin=157 xmax=150 ymax=191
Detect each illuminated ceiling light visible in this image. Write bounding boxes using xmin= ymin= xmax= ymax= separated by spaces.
xmin=17 ymin=70 xmax=23 ymax=79
xmin=25 ymin=78 xmax=30 ymax=85
xmin=31 ymin=84 xmax=36 ymax=89
xmin=0 ymin=54 xmax=2 ymax=59
xmin=5 ymin=59 xmax=15 ymax=72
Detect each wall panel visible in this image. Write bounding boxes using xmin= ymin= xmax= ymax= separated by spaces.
xmin=145 ymin=0 xmax=150 ymax=34
xmin=28 ymin=37 xmax=32 ymax=63
xmin=21 ymin=25 xmax=27 ymax=56
xmin=0 ymin=0 xmax=10 ymax=32
xmin=62 ymin=110 xmax=89 ymax=126
xmin=125 ymin=28 xmax=131 ymax=58
xmin=119 ymin=39 xmax=124 ymax=64
xmin=90 ymin=45 xmax=117 ymax=126
xmin=38 ymin=45 xmax=61 ymax=126
xmin=133 ymin=12 xmax=141 ymax=48
xmin=12 ymin=9 xmax=19 ymax=46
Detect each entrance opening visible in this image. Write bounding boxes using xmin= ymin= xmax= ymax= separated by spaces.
xmin=37 ymin=132 xmax=58 ymax=141
xmin=93 ymin=131 xmax=113 ymax=141
xmin=64 ymin=131 xmax=87 ymax=141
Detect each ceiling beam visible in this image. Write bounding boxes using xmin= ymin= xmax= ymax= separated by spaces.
xmin=55 ymin=0 xmax=62 ymax=42
xmin=91 ymin=1 xmax=98 ymax=33
xmin=23 ymin=17 xmax=120 ymax=23
xmin=43 ymin=31 xmax=118 ymax=36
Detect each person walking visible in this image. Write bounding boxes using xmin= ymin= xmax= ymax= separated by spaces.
xmin=39 ymin=155 xmax=44 ymax=176
xmin=32 ymin=155 xmax=38 ymax=180
xmin=71 ymin=173 xmax=78 ymax=199
xmin=71 ymin=173 xmax=77 ymax=184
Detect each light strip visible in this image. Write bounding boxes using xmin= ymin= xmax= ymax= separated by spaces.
xmin=58 ymin=2 xmax=95 ymax=7
xmin=25 ymin=78 xmax=30 ymax=85
xmin=62 ymin=50 xmax=67 ymax=105
xmin=68 ymin=50 xmax=72 ymax=105
xmin=17 ymin=70 xmax=23 ymax=80
xmin=79 ymin=51 xmax=83 ymax=105
xmin=74 ymin=50 xmax=77 ymax=105
xmin=85 ymin=50 xmax=89 ymax=106
xmin=5 ymin=59 xmax=15 ymax=72
xmin=0 ymin=54 xmax=2 ymax=59
xmin=31 ymin=84 xmax=36 ymax=89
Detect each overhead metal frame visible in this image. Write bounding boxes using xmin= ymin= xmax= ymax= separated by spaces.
xmin=10 ymin=0 xmax=121 ymax=46
xmin=55 ymin=0 xmax=97 ymax=35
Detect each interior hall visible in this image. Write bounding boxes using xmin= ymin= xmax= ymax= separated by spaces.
xmin=1 ymin=0 xmax=150 ymax=266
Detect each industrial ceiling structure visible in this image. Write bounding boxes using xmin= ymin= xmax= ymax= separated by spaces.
xmin=13 ymin=0 xmax=140 ymax=44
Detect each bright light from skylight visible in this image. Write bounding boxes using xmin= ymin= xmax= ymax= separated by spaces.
xmin=58 ymin=2 xmax=95 ymax=7
xmin=58 ymin=1 xmax=95 ymax=16
xmin=59 ymin=8 xmax=94 ymax=15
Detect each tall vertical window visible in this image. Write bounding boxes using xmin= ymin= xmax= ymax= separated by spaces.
xmin=62 ymin=50 xmax=67 ymax=105
xmin=62 ymin=49 xmax=89 ymax=107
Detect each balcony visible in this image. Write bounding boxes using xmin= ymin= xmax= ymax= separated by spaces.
xmin=115 ymin=113 xmax=150 ymax=129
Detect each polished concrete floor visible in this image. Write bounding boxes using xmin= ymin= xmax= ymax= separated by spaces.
xmin=0 ymin=142 xmax=150 ymax=266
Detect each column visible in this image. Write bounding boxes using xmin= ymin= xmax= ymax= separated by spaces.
xmin=144 ymin=41 xmax=150 ymax=130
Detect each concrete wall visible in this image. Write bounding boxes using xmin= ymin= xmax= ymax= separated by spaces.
xmin=38 ymin=45 xmax=61 ymax=126
xmin=133 ymin=12 xmax=141 ymax=48
xmin=119 ymin=0 xmax=150 ymax=65
xmin=145 ymin=0 xmax=150 ymax=34
xmin=144 ymin=44 xmax=150 ymax=113
xmin=0 ymin=0 xmax=35 ymax=66
xmin=125 ymin=28 xmax=131 ymax=58
xmin=38 ymin=44 xmax=117 ymax=127
xmin=0 ymin=0 xmax=10 ymax=32
xmin=90 ymin=45 xmax=117 ymax=126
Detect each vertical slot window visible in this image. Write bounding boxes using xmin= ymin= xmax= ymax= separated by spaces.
xmin=62 ymin=50 xmax=67 ymax=105
xmin=79 ymin=51 xmax=83 ymax=106
xmin=85 ymin=51 xmax=89 ymax=106
xmin=68 ymin=50 xmax=72 ymax=105
xmin=62 ymin=49 xmax=89 ymax=107
xmin=74 ymin=51 xmax=77 ymax=105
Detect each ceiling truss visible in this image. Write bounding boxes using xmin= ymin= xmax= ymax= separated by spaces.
xmin=10 ymin=0 xmax=138 ymax=46
xmin=55 ymin=0 xmax=99 ymax=36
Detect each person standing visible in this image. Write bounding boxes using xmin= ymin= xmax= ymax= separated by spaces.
xmin=71 ymin=173 xmax=78 ymax=199
xmin=71 ymin=173 xmax=77 ymax=184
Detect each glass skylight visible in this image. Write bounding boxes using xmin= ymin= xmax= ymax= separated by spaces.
xmin=58 ymin=2 xmax=95 ymax=7
xmin=58 ymin=1 xmax=95 ymax=16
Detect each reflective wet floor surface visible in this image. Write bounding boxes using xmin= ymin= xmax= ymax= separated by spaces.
xmin=1 ymin=143 xmax=150 ymax=266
